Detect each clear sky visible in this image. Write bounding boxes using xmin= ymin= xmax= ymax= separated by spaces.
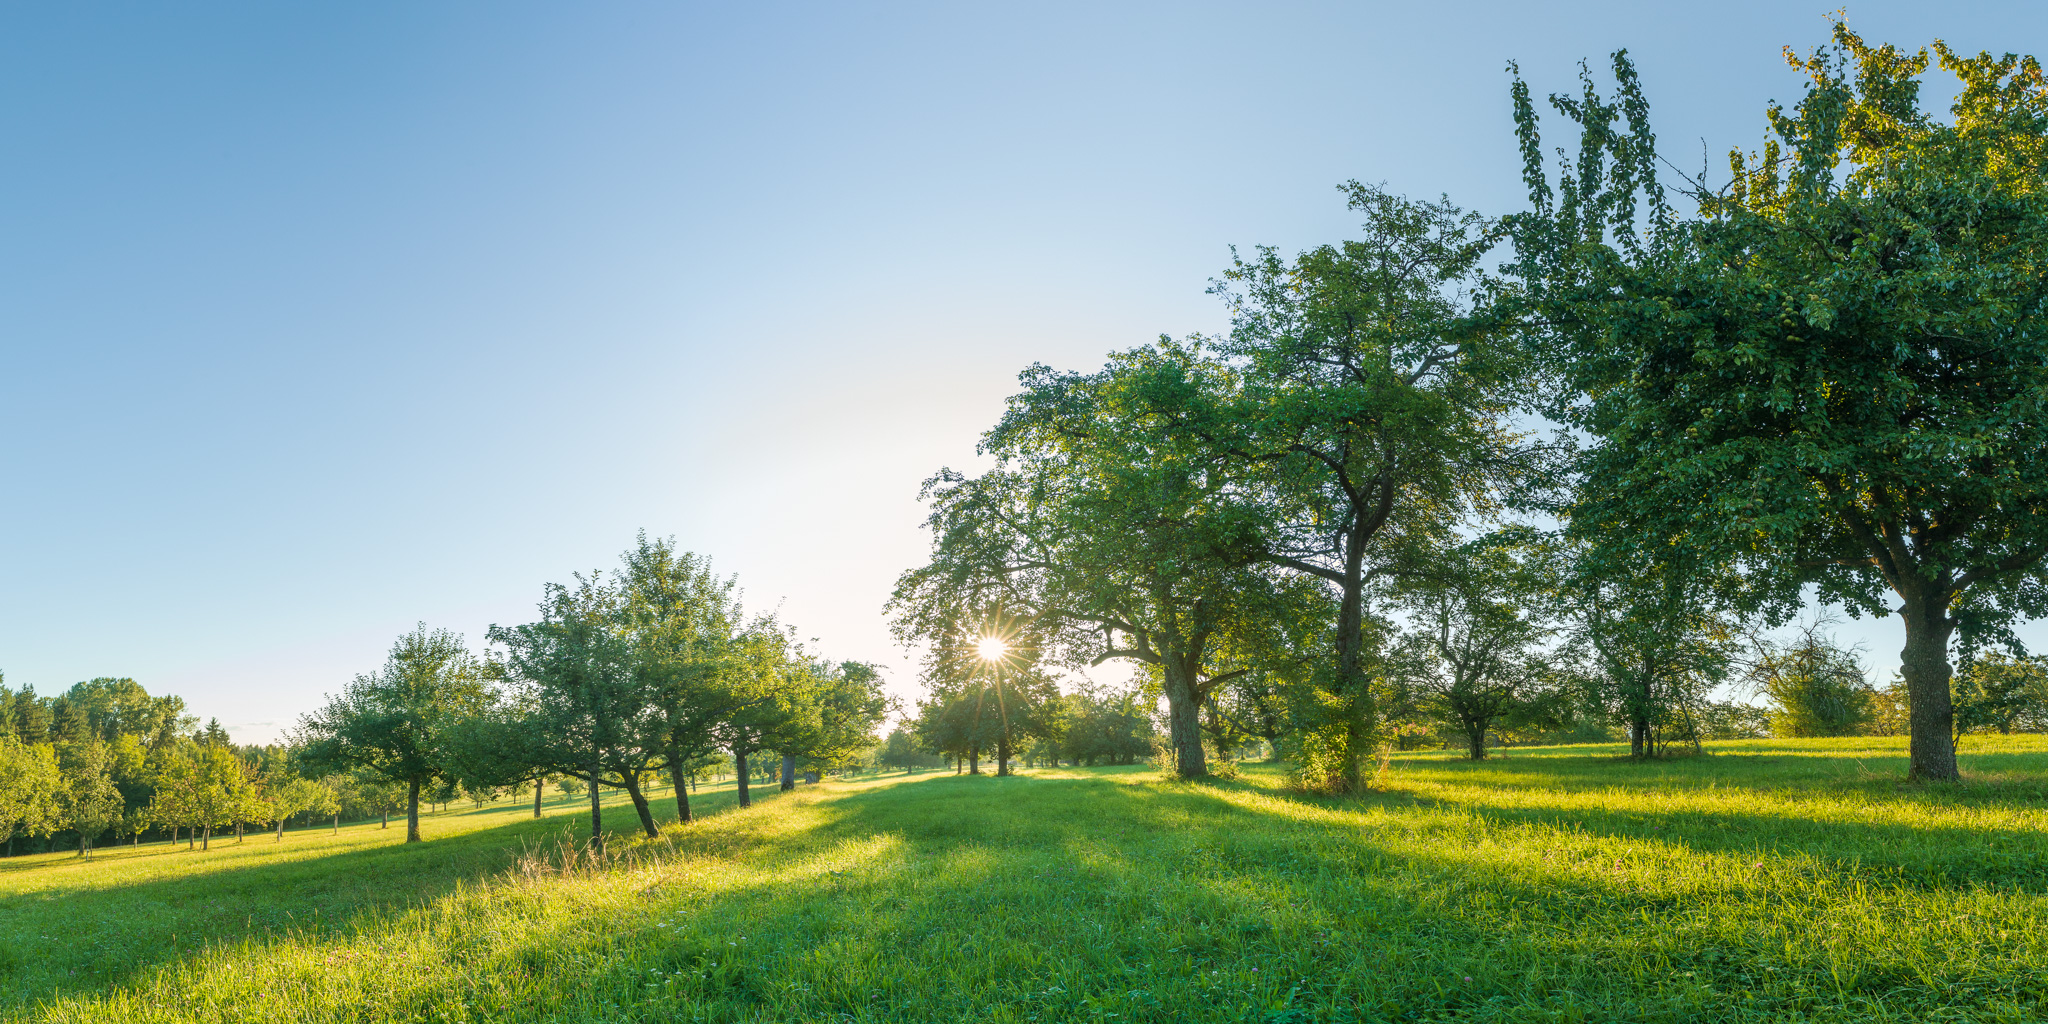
xmin=3 ymin=2 xmax=2043 ymax=741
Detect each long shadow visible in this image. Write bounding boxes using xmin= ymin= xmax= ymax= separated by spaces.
xmin=0 ymin=781 xmax=794 ymax=1003
xmin=66 ymin=770 xmax=2025 ymax=1021
xmin=16 ymin=767 xmax=2048 ymax=1022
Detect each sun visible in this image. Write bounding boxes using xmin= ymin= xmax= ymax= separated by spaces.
xmin=975 ymin=636 xmax=1009 ymax=662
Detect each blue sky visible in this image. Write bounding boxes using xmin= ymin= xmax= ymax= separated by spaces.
xmin=2 ymin=2 xmax=2041 ymax=740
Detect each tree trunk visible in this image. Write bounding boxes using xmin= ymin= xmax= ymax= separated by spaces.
xmin=622 ymin=774 xmax=660 ymax=838
xmin=236 ymin=821 xmax=243 ymax=843
xmin=780 ymin=755 xmax=796 ymax=791
xmin=997 ymin=735 xmax=1013 ymax=776
xmin=276 ymin=818 xmax=285 ymax=841
xmin=734 ymin=749 xmax=752 ymax=808
xmin=587 ymin=762 xmax=605 ymax=855
xmin=1467 ymin=723 xmax=1487 ymax=761
xmin=202 ymin=824 xmax=210 ymax=851
xmin=534 ymin=776 xmax=545 ymax=818
xmin=331 ymin=813 xmax=338 ymax=835
xmin=968 ymin=748 xmax=980 ymax=775
xmin=1331 ymin=514 xmax=1376 ymax=792
xmin=668 ymin=750 xmax=692 ymax=824
xmin=381 ymin=810 xmax=388 ymax=829
xmin=1900 ymin=594 xmax=1961 ymax=781
xmin=1629 ymin=714 xmax=1649 ymax=759
xmin=406 ymin=778 xmax=423 ymax=843
xmin=1161 ymin=661 xmax=1206 ymax=778
xmin=78 ymin=833 xmax=88 ymax=858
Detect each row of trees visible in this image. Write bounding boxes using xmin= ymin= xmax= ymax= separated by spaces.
xmin=298 ymin=536 xmax=891 ymax=852
xmin=890 ymin=23 xmax=2048 ymax=784
xmin=0 ymin=677 xmax=376 ymax=856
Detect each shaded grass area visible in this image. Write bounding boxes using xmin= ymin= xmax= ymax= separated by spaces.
xmin=7 ymin=739 xmax=2048 ymax=1023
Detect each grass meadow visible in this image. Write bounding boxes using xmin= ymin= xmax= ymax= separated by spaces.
xmin=5 ymin=736 xmax=2048 ymax=1023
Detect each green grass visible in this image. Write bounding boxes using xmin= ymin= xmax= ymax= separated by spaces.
xmin=6 ymin=737 xmax=2048 ymax=1023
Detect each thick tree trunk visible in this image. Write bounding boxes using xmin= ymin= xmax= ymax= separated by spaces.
xmin=1900 ymin=595 xmax=1961 ymax=781
xmin=997 ymin=735 xmax=1013 ymax=777
xmin=406 ymin=778 xmax=423 ymax=843
xmin=1332 ymin=515 xmax=1376 ymax=792
xmin=236 ymin=821 xmax=243 ymax=843
xmin=1161 ymin=661 xmax=1206 ymax=778
xmin=623 ymin=774 xmax=660 ymax=837
xmin=1467 ymin=723 xmax=1487 ymax=761
xmin=734 ymin=749 xmax=752 ymax=808
xmin=1629 ymin=715 xmax=1649 ymax=759
xmin=78 ymin=834 xmax=88 ymax=857
xmin=202 ymin=825 xmax=210 ymax=851
xmin=276 ymin=818 xmax=285 ymax=841
xmin=534 ymin=776 xmax=545 ymax=818
xmin=968 ymin=748 xmax=980 ymax=774
xmin=780 ymin=755 xmax=796 ymax=791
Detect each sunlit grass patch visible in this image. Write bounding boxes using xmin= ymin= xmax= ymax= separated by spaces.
xmin=7 ymin=741 xmax=2048 ymax=1023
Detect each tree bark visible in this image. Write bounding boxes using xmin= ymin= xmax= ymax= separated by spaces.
xmin=331 ymin=813 xmax=338 ymax=835
xmin=1467 ymin=723 xmax=1487 ymax=761
xmin=276 ymin=818 xmax=285 ymax=841
xmin=996 ymin=735 xmax=1013 ymax=777
xmin=968 ymin=748 xmax=980 ymax=775
xmin=587 ymin=767 xmax=605 ymax=855
xmin=1161 ymin=661 xmax=1206 ymax=778
xmin=668 ymin=751 xmax=692 ymax=824
xmin=202 ymin=824 xmax=210 ymax=851
xmin=780 ymin=755 xmax=796 ymax=791
xmin=1900 ymin=593 xmax=1961 ymax=781
xmin=622 ymin=774 xmax=660 ymax=837
xmin=406 ymin=778 xmax=423 ymax=843
xmin=534 ymin=776 xmax=545 ymax=818
xmin=734 ymin=749 xmax=752 ymax=808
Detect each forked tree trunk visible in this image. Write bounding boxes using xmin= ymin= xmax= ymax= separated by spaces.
xmin=1899 ymin=592 xmax=1961 ymax=781
xmin=734 ymin=749 xmax=752 ymax=808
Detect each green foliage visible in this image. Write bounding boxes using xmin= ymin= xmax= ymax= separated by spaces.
xmin=1751 ymin=627 xmax=1878 ymax=738
xmin=55 ymin=736 xmax=123 ymax=855
xmin=1507 ymin=25 xmax=2048 ymax=780
xmin=1954 ymin=652 xmax=2048 ymax=735
xmin=295 ymin=624 xmax=492 ymax=842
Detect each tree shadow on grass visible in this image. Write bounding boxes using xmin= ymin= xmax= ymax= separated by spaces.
xmin=0 ymin=784 xmax=792 ymax=1005
xmin=16 ymin=766 xmax=2048 ymax=1023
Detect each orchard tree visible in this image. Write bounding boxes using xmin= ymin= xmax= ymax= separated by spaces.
xmin=1394 ymin=539 xmax=1554 ymax=760
xmin=57 ymin=736 xmax=123 ymax=856
xmin=0 ymin=739 xmax=62 ymax=856
xmin=897 ymin=348 xmax=1324 ymax=778
xmin=1507 ymin=26 xmax=2048 ymax=779
xmin=297 ymin=625 xmax=492 ymax=842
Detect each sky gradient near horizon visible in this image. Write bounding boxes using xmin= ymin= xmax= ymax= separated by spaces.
xmin=4 ymin=2 xmax=2045 ymax=741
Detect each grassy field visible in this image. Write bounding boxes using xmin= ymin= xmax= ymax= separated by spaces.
xmin=5 ymin=737 xmax=2048 ymax=1023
